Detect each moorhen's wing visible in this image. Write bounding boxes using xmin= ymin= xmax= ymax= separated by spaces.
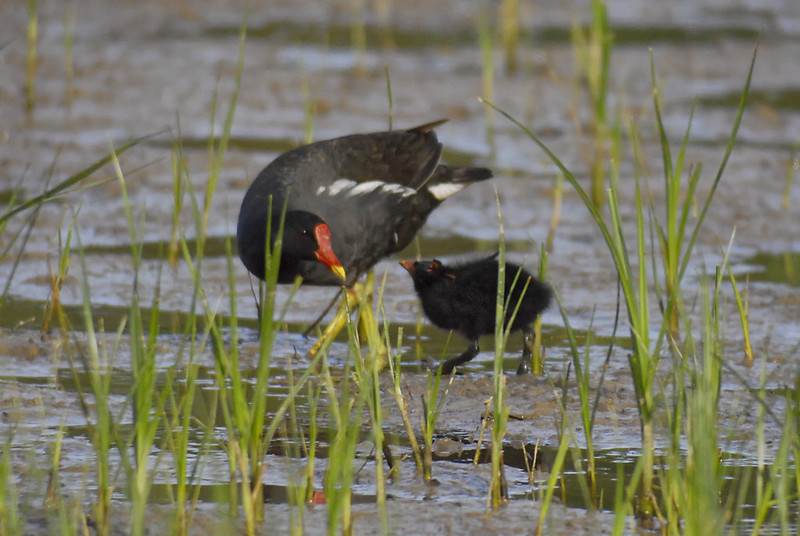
xmin=326 ymin=121 xmax=445 ymax=191
xmin=284 ymin=124 xmax=449 ymax=285
xmin=242 ymin=121 xmax=489 ymax=286
xmin=261 ymin=122 xmax=443 ymax=205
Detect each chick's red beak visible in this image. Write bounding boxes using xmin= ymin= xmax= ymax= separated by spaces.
xmin=314 ymin=223 xmax=346 ymax=281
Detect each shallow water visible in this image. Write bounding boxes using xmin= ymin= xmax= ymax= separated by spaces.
xmin=2 ymin=0 xmax=800 ymax=533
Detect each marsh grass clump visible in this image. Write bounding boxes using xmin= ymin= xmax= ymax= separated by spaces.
xmin=483 ymin=41 xmax=759 ymax=525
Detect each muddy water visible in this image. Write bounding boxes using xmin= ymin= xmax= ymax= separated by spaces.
xmin=2 ymin=0 xmax=800 ymax=533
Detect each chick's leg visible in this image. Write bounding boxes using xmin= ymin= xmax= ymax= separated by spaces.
xmin=440 ymin=339 xmax=480 ymax=375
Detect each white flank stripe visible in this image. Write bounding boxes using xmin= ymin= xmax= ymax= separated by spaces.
xmin=427 ymin=182 xmax=466 ymax=201
xmin=317 ymin=178 xmax=356 ymax=196
xmin=317 ymin=178 xmax=416 ymax=199
xmin=349 ymin=180 xmax=384 ymax=196
xmin=378 ymin=183 xmax=416 ymax=198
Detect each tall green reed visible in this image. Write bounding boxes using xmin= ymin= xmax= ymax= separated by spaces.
xmin=384 ymin=66 xmax=394 ymax=131
xmin=656 ymin=238 xmax=747 ymax=534
xmin=2 ymin=171 xmax=53 ymax=305
xmin=420 ymin=363 xmax=448 ymax=483
xmin=528 ymin=244 xmax=549 ymax=375
xmin=302 ymin=75 xmax=316 ymax=144
xmin=0 ymin=438 xmax=21 ymax=535
xmin=657 ymin=260 xmax=727 ymax=533
xmin=782 ymin=142 xmax=798 ymax=210
xmin=366 ymin=275 xmax=391 ymax=529
xmin=0 ymin=179 xmax=21 ymax=249
xmin=489 ymin=190 xmax=510 ymax=508
xmin=168 ymin=122 xmax=188 ymax=268
xmin=68 ymin=239 xmax=118 ymax=536
xmin=44 ymin=422 xmax=64 ymax=509
xmin=26 ymin=0 xmax=37 ymax=115
xmin=486 ymin=193 xmax=553 ymax=511
xmin=479 ymin=7 xmax=496 ymax=156
xmin=612 ymin=454 xmax=644 ymax=534
xmin=288 ymin=379 xmax=322 ymax=534
xmin=723 ymin=242 xmax=753 ymax=363
xmin=327 ymin=272 xmax=393 ymax=533
xmin=45 ymin=423 xmax=80 ymax=534
xmin=41 ymin=222 xmax=73 ymax=333
xmin=63 ymin=5 xmax=75 ymax=106
xmin=545 ymin=174 xmax=563 ymax=252
xmin=319 ymin=326 xmax=363 ymax=536
xmin=570 ymin=0 xmax=614 ymax=209
xmin=498 ymin=0 xmax=520 ymax=74
xmin=277 ymin=351 xmax=310 ymax=536
xmin=552 ymin=289 xmax=603 ymax=503
xmin=350 ymin=292 xmax=391 ymax=534
xmin=349 ymin=0 xmax=366 ymax=76
xmin=536 ymin=410 xmax=574 ymax=536
xmin=161 ymin=358 xmax=206 ymax=536
xmin=386 ymin=327 xmax=425 ymax=474
xmin=741 ymin=358 xmax=800 ymax=534
xmin=681 ymin=277 xmax=724 ymax=534
xmin=111 ymin=146 xmax=165 ymax=536
xmin=770 ymin=384 xmax=800 ymax=532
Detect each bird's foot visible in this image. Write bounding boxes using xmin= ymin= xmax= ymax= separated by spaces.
xmin=516 ymin=330 xmax=536 ymax=375
xmin=420 ymin=356 xmax=459 ymax=376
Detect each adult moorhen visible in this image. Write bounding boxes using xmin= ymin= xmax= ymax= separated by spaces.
xmin=400 ymin=254 xmax=552 ymax=374
xmin=237 ymin=120 xmax=493 ymax=287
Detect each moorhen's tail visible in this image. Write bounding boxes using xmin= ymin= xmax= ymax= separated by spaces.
xmin=407 ymin=118 xmax=450 ymax=134
xmin=423 ymin=164 xmax=493 ymax=201
xmin=405 ymin=119 xmax=493 ymax=200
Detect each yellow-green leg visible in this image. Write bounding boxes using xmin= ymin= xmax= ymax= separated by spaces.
xmin=306 ymin=289 xmax=357 ymax=360
xmin=306 ymin=272 xmax=387 ymax=370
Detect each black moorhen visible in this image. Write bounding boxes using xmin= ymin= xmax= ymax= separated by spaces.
xmin=237 ymin=120 xmax=493 ymax=286
xmin=400 ymin=254 xmax=552 ymax=375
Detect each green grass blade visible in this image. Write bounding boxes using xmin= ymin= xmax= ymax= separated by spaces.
xmin=0 ymin=134 xmax=152 ymax=227
xmin=678 ymin=44 xmax=757 ymax=281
